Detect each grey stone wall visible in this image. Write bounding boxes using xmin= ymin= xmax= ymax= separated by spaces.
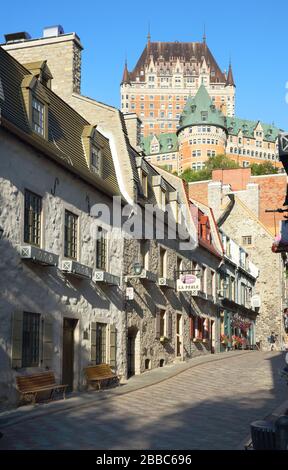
xmin=219 ymin=198 xmax=283 ymax=349
xmin=0 ymin=129 xmax=124 ymax=407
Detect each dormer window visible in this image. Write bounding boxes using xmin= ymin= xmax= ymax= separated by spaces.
xmin=91 ymin=145 xmax=101 ymax=176
xmin=201 ymin=111 xmax=208 ymax=122
xmin=32 ymin=97 xmax=45 ymax=136
xmin=141 ymin=170 xmax=148 ymax=198
xmin=21 ymin=75 xmax=49 ymax=140
xmin=160 ymin=189 xmax=166 ymax=211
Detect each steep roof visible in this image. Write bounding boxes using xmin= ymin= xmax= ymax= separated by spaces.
xmin=141 ymin=132 xmax=178 ymax=155
xmin=226 ymin=116 xmax=283 ymax=142
xmin=225 ymin=63 xmax=235 ymax=87
xmin=178 ymin=84 xmax=227 ymax=133
xmin=128 ymin=41 xmax=226 ymax=83
xmin=190 ymin=197 xmax=224 ymax=258
xmin=155 ymin=166 xmax=198 ymax=243
xmin=121 ymin=61 xmax=130 ymax=85
xmin=0 ymin=46 xmax=121 ymax=198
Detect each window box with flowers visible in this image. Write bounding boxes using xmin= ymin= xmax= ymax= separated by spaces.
xmin=232 ymin=335 xmax=245 ymax=349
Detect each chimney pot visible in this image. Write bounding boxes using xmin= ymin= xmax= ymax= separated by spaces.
xmin=4 ymin=31 xmax=31 ymax=43
xmin=43 ymin=25 xmax=64 ymax=38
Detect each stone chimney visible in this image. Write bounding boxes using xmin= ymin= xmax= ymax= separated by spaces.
xmin=123 ymin=113 xmax=142 ymax=150
xmin=2 ymin=26 xmax=83 ymax=100
xmin=207 ymin=181 xmax=223 ymax=220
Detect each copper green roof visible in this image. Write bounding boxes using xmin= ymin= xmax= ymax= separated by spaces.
xmin=177 ymin=84 xmax=227 ymax=133
xmin=226 ymin=117 xmax=283 ymax=142
xmin=141 ymin=132 xmax=179 ymax=155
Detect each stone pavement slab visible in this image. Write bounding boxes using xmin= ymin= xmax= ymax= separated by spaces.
xmin=0 ymin=351 xmax=287 ymax=450
xmin=0 ymin=350 xmax=249 ymax=429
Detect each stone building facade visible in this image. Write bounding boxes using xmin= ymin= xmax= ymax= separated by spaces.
xmin=197 ymin=180 xmax=286 ymax=349
xmin=0 ymin=26 xmax=263 ymax=410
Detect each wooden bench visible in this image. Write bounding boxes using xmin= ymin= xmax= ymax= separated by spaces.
xmin=84 ymin=364 xmax=120 ymax=390
xmin=16 ymin=372 xmax=68 ymax=404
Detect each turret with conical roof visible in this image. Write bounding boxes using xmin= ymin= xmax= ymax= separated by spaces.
xmin=121 ymin=60 xmax=130 ymax=85
xmin=177 ymin=84 xmax=228 ymax=170
xmin=226 ymin=62 xmax=235 ymax=87
xmin=178 ymin=84 xmax=227 ymax=133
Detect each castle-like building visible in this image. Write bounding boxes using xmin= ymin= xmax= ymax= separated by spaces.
xmin=121 ymin=36 xmax=282 ymax=173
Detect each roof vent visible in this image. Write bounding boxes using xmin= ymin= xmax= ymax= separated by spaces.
xmin=4 ymin=32 xmax=31 ymax=43
xmin=43 ymin=25 xmax=64 ymax=38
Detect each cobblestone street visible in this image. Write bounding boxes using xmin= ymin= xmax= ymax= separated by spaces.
xmin=0 ymin=351 xmax=287 ymax=450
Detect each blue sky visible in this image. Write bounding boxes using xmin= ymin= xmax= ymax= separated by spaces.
xmin=1 ymin=0 xmax=288 ymax=129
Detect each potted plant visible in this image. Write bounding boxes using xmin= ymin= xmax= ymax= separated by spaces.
xmin=221 ymin=334 xmax=230 ymax=351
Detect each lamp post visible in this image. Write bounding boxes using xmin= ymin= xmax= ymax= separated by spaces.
xmin=133 ymin=262 xmax=143 ymax=276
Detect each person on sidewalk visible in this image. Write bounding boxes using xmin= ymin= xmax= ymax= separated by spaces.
xmin=268 ymin=332 xmax=277 ymax=351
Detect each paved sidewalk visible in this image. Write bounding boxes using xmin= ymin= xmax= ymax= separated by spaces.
xmin=0 ymin=351 xmax=287 ymax=450
xmin=0 ymin=350 xmax=249 ymax=429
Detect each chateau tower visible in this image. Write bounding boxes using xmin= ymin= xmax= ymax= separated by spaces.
xmin=177 ymin=84 xmax=228 ymax=171
xmin=120 ymin=35 xmax=235 ymax=138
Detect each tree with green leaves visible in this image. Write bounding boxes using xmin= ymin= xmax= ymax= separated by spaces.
xmin=250 ymin=162 xmax=278 ymax=175
xmin=181 ymin=154 xmax=240 ymax=182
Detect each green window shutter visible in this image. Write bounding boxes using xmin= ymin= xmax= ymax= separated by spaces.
xmin=155 ymin=308 xmax=161 ymax=339
xmin=91 ymin=322 xmax=97 ymax=364
xmin=11 ymin=311 xmax=23 ymax=369
xmin=43 ymin=315 xmax=53 ymax=369
xmin=109 ymin=324 xmax=116 ymax=368
xmin=168 ymin=313 xmax=173 ymax=339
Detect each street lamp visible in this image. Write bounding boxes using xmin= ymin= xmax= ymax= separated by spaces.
xmin=217 ymin=282 xmax=229 ymax=300
xmin=133 ymin=262 xmax=143 ymax=276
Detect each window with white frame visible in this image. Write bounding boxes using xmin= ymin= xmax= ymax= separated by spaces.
xmin=159 ymin=247 xmax=167 ymax=277
xmin=32 ymin=97 xmax=45 ymax=136
xmin=96 ymin=226 xmax=107 ymax=271
xmin=91 ymin=145 xmax=101 ymax=175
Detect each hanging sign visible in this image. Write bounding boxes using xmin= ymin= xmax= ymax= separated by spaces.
xmin=176 ymin=274 xmax=200 ymax=294
xmin=126 ymin=287 xmax=134 ymax=300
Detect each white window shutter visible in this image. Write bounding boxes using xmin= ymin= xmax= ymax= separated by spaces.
xmin=43 ymin=315 xmax=53 ymax=369
xmin=11 ymin=311 xmax=23 ymax=369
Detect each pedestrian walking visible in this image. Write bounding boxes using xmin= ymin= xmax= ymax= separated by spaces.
xmin=268 ymin=332 xmax=277 ymax=351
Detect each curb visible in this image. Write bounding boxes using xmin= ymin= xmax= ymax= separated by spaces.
xmin=0 ymin=350 xmax=252 ymax=429
xmin=237 ymin=397 xmax=288 ymax=450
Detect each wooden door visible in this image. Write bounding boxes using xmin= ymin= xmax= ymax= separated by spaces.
xmin=211 ymin=320 xmax=215 ymax=354
xmin=127 ymin=334 xmax=135 ymax=378
xmin=176 ymin=314 xmax=182 ymax=357
xmin=62 ymin=318 xmax=77 ymax=391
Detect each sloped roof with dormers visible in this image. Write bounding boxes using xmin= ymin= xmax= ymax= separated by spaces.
xmin=0 ymin=46 xmax=121 ymax=198
xmin=226 ymin=117 xmax=283 ymax=142
xmin=127 ymin=41 xmax=226 ymax=84
xmin=141 ymin=132 xmax=179 ymax=155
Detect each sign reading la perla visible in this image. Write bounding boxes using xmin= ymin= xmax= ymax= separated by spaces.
xmin=176 ymin=274 xmax=201 ymax=294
